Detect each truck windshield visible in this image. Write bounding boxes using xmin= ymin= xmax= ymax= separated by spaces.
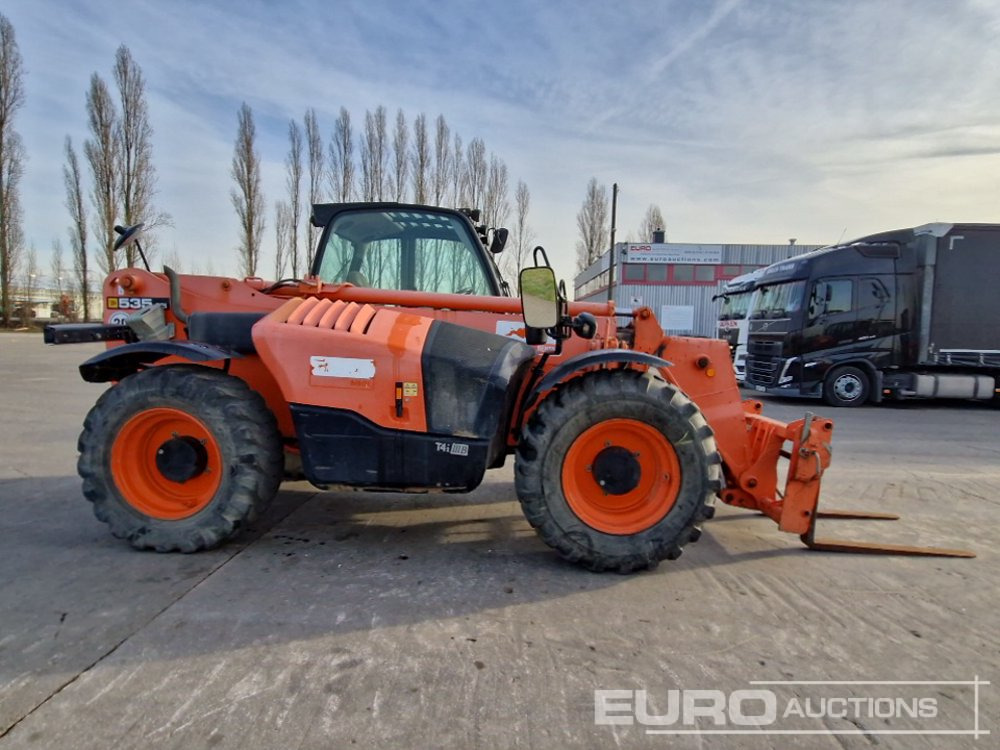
xmin=315 ymin=209 xmax=495 ymax=295
xmin=751 ymin=280 xmax=806 ymax=319
xmin=719 ymin=291 xmax=753 ymax=320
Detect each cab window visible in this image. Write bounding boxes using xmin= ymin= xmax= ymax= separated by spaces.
xmin=316 ymin=209 xmax=495 ymax=295
xmin=808 ymin=278 xmax=853 ymax=321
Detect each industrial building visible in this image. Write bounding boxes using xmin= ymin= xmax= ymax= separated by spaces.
xmin=573 ymin=234 xmax=822 ymax=337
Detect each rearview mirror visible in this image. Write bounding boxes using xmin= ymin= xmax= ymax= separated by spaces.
xmin=519 ymin=266 xmax=559 ymax=329
xmin=112 ymin=222 xmax=145 ymax=253
xmin=489 ymin=227 xmax=509 ymax=254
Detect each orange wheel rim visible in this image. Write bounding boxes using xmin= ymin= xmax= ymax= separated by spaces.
xmin=561 ymin=418 xmax=681 ymax=535
xmin=110 ymin=407 xmax=222 ymax=520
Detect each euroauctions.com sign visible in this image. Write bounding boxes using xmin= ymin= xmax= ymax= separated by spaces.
xmin=623 ymin=243 xmax=723 ymax=264
xmin=595 ymin=678 xmax=990 ymax=739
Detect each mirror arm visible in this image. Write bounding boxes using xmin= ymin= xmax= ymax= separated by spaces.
xmin=135 ymin=240 xmax=151 ymax=272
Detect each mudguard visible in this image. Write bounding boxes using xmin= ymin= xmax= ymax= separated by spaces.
xmin=79 ymin=341 xmax=240 ymax=383
xmin=525 ymin=349 xmax=673 ymax=408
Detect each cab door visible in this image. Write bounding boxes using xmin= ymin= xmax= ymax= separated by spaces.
xmin=801 ymin=277 xmax=856 ymax=354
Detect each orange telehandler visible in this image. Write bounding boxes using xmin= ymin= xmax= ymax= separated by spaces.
xmin=45 ymin=203 xmax=972 ymax=570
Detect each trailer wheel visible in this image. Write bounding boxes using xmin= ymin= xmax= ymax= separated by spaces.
xmin=823 ymin=365 xmax=870 ymax=407
xmin=78 ymin=366 xmax=283 ymax=552
xmin=514 ymin=371 xmax=720 ymax=573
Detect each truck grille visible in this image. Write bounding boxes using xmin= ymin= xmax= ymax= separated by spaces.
xmin=748 ymin=339 xmax=782 ymax=358
xmin=746 ymin=357 xmax=779 ymax=386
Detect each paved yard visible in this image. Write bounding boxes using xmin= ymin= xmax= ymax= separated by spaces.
xmin=1 ymin=331 xmax=997 ymax=749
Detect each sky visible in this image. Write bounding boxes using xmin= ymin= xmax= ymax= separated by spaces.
xmin=6 ymin=0 xmax=1000 ymax=290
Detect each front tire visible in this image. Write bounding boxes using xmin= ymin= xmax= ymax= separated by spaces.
xmin=78 ymin=366 xmax=284 ymax=552
xmin=823 ymin=365 xmax=870 ymax=407
xmin=515 ymin=371 xmax=721 ymax=572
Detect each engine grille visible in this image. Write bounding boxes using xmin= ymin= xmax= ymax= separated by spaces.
xmin=746 ymin=357 xmax=779 ymax=386
xmin=748 ymin=339 xmax=782 ymax=358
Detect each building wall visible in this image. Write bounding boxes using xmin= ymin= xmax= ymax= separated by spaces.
xmin=6 ymin=285 xmax=105 ymax=323
xmin=575 ymin=241 xmax=822 ymax=337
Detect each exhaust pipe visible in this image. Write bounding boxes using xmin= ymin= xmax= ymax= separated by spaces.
xmin=163 ymin=266 xmax=190 ymax=324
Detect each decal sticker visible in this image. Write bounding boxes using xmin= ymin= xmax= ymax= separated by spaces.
xmin=310 ymin=356 xmax=376 ymax=379
xmin=435 ymin=441 xmax=469 ymax=457
xmin=403 ymin=382 xmax=418 ymax=397
xmin=106 ymin=296 xmax=170 ymax=311
xmin=495 ymin=320 xmax=556 ymax=353
xmin=108 ymin=312 xmax=130 ymax=326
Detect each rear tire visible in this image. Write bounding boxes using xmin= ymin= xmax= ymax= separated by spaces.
xmin=515 ymin=371 xmax=721 ymax=573
xmin=823 ymin=365 xmax=870 ymax=407
xmin=78 ymin=366 xmax=284 ymax=552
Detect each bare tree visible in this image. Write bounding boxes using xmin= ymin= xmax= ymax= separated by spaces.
xmin=162 ymin=246 xmax=182 ymax=272
xmin=63 ymin=137 xmax=91 ymax=320
xmin=21 ymin=243 xmax=37 ymax=321
xmin=284 ymin=120 xmax=302 ymax=276
xmin=576 ymin=177 xmax=608 ymax=271
xmin=638 ymin=204 xmax=667 ymax=242
xmin=113 ymin=45 xmax=166 ymax=266
xmin=0 ymin=13 xmax=26 ymax=327
xmin=274 ymin=200 xmax=291 ymax=279
xmin=409 ymin=113 xmax=430 ymax=203
xmin=84 ymin=74 xmax=119 ymax=274
xmin=464 ymin=138 xmax=487 ymax=210
xmin=304 ymin=108 xmax=323 ymax=269
xmin=502 ymin=180 xmax=533 ymax=280
xmin=360 ymin=106 xmax=388 ymax=201
xmin=431 ymin=115 xmax=450 ymax=206
xmin=390 ymin=108 xmax=409 ymax=201
xmin=50 ymin=239 xmax=66 ymax=296
xmin=482 ymin=154 xmax=509 ymax=229
xmin=50 ymin=238 xmax=74 ymax=319
xmin=328 ymin=106 xmax=354 ymax=202
xmin=230 ymin=103 xmax=265 ymax=277
xmin=450 ymin=133 xmax=464 ymax=207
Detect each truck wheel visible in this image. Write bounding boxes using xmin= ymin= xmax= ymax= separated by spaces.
xmin=823 ymin=365 xmax=869 ymax=407
xmin=78 ymin=366 xmax=283 ymax=552
xmin=514 ymin=371 xmax=721 ymax=573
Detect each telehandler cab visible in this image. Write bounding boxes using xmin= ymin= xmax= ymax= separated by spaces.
xmin=45 ymin=203 xmax=973 ymax=570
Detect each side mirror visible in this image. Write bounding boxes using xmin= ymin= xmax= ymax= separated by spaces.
xmin=519 ymin=266 xmax=559 ymax=329
xmin=112 ymin=222 xmax=145 ymax=253
xmin=489 ymin=227 xmax=509 ymax=254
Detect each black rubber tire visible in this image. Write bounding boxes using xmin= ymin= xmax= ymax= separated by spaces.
xmin=823 ymin=365 xmax=870 ymax=407
xmin=514 ymin=371 xmax=721 ymax=573
xmin=78 ymin=366 xmax=284 ymax=552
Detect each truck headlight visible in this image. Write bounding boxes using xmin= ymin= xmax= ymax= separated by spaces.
xmin=778 ymin=357 xmax=798 ymax=385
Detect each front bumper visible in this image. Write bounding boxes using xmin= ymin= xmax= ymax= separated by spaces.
xmin=744 ymin=382 xmax=817 ymax=399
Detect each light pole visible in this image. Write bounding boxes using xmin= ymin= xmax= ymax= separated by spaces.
xmin=607 ymin=182 xmax=619 ymax=303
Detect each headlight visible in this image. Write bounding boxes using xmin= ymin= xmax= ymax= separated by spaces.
xmin=778 ymin=357 xmax=798 ymax=385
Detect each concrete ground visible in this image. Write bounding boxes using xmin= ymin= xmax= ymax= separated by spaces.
xmin=0 ymin=330 xmax=997 ymax=749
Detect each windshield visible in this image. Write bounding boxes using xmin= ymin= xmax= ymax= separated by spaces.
xmin=719 ymin=291 xmax=753 ymax=320
xmin=751 ymin=280 xmax=806 ymax=319
xmin=315 ymin=209 xmax=495 ymax=295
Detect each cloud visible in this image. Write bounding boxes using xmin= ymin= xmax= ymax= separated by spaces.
xmin=4 ymin=0 xmax=1000 ymax=288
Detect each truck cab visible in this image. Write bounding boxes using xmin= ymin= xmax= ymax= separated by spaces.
xmin=745 ymin=223 xmax=1000 ymax=406
xmin=715 ymin=268 xmax=763 ymax=383
xmin=744 ymin=233 xmax=906 ymax=406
